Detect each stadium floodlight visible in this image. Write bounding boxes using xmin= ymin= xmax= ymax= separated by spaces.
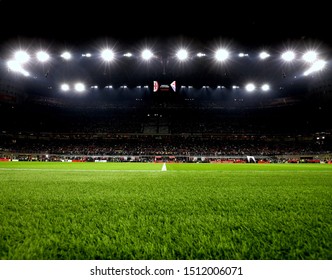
xmin=82 ymin=53 xmax=92 ymax=57
xmin=261 ymin=84 xmax=270 ymax=91
xmin=90 ymin=85 xmax=98 ymax=89
xmin=123 ymin=52 xmax=132 ymax=57
xmin=215 ymin=48 xmax=229 ymax=62
xmin=74 ymin=82 xmax=85 ymax=92
xmin=105 ymin=85 xmax=113 ymax=89
xmin=245 ymin=83 xmax=256 ymax=92
xmin=101 ymin=49 xmax=114 ymax=61
xmin=141 ymin=49 xmax=153 ymax=60
xmin=281 ymin=50 xmax=295 ymax=62
xmin=21 ymin=69 xmax=29 ymax=76
xmin=61 ymin=52 xmax=72 ymax=60
xmin=176 ymin=49 xmax=188 ymax=61
xmin=14 ymin=50 xmax=30 ymax=64
xmin=302 ymin=51 xmax=317 ymax=63
xmin=36 ymin=51 xmax=50 ymax=62
xmin=7 ymin=60 xmax=30 ymax=76
xmin=259 ymin=51 xmax=270 ymax=59
xmin=7 ymin=60 xmax=23 ymax=72
xmin=238 ymin=53 xmax=249 ymax=57
xmin=303 ymin=59 xmax=326 ymax=76
xmin=60 ymin=83 xmax=70 ymax=91
xmin=197 ymin=52 xmax=206 ymax=57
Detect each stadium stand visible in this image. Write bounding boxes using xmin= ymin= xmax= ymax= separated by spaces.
xmin=1 ymin=90 xmax=331 ymax=163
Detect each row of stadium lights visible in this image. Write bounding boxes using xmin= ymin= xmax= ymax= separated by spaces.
xmin=8 ymin=48 xmax=326 ymax=62
xmin=6 ymin=48 xmax=327 ymax=92
xmin=59 ymin=83 xmax=270 ymax=93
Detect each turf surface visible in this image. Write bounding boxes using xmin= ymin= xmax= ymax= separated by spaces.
xmin=0 ymin=162 xmax=331 ymax=260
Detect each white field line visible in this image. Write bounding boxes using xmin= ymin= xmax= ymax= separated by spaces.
xmin=161 ymin=163 xmax=167 ymax=171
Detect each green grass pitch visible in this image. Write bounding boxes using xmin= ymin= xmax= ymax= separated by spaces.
xmin=0 ymin=161 xmax=331 ymax=260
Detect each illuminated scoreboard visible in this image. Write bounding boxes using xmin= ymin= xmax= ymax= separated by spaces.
xmin=153 ymin=81 xmax=176 ymax=93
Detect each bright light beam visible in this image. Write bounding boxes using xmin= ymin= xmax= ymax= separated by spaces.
xmin=101 ymin=49 xmax=114 ymax=61
xmin=141 ymin=49 xmax=153 ymax=60
xmin=245 ymin=83 xmax=256 ymax=92
xmin=261 ymin=84 xmax=270 ymax=91
xmin=302 ymin=51 xmax=317 ymax=63
xmin=14 ymin=50 xmax=30 ymax=64
xmin=36 ymin=51 xmax=50 ymax=62
xmin=259 ymin=51 xmax=270 ymax=59
xmin=176 ymin=49 xmax=188 ymax=61
xmin=74 ymin=82 xmax=85 ymax=92
xmin=61 ymin=52 xmax=72 ymax=60
xmin=303 ymin=59 xmax=326 ymax=76
xmin=60 ymin=83 xmax=70 ymax=91
xmin=281 ymin=51 xmax=295 ymax=62
xmin=215 ymin=48 xmax=229 ymax=62
xmin=7 ymin=60 xmax=30 ymax=76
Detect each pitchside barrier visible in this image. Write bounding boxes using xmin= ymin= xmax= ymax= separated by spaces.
xmin=1 ymin=154 xmax=331 ymax=163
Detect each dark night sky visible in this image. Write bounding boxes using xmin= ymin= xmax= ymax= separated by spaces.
xmin=1 ymin=0 xmax=331 ymax=47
